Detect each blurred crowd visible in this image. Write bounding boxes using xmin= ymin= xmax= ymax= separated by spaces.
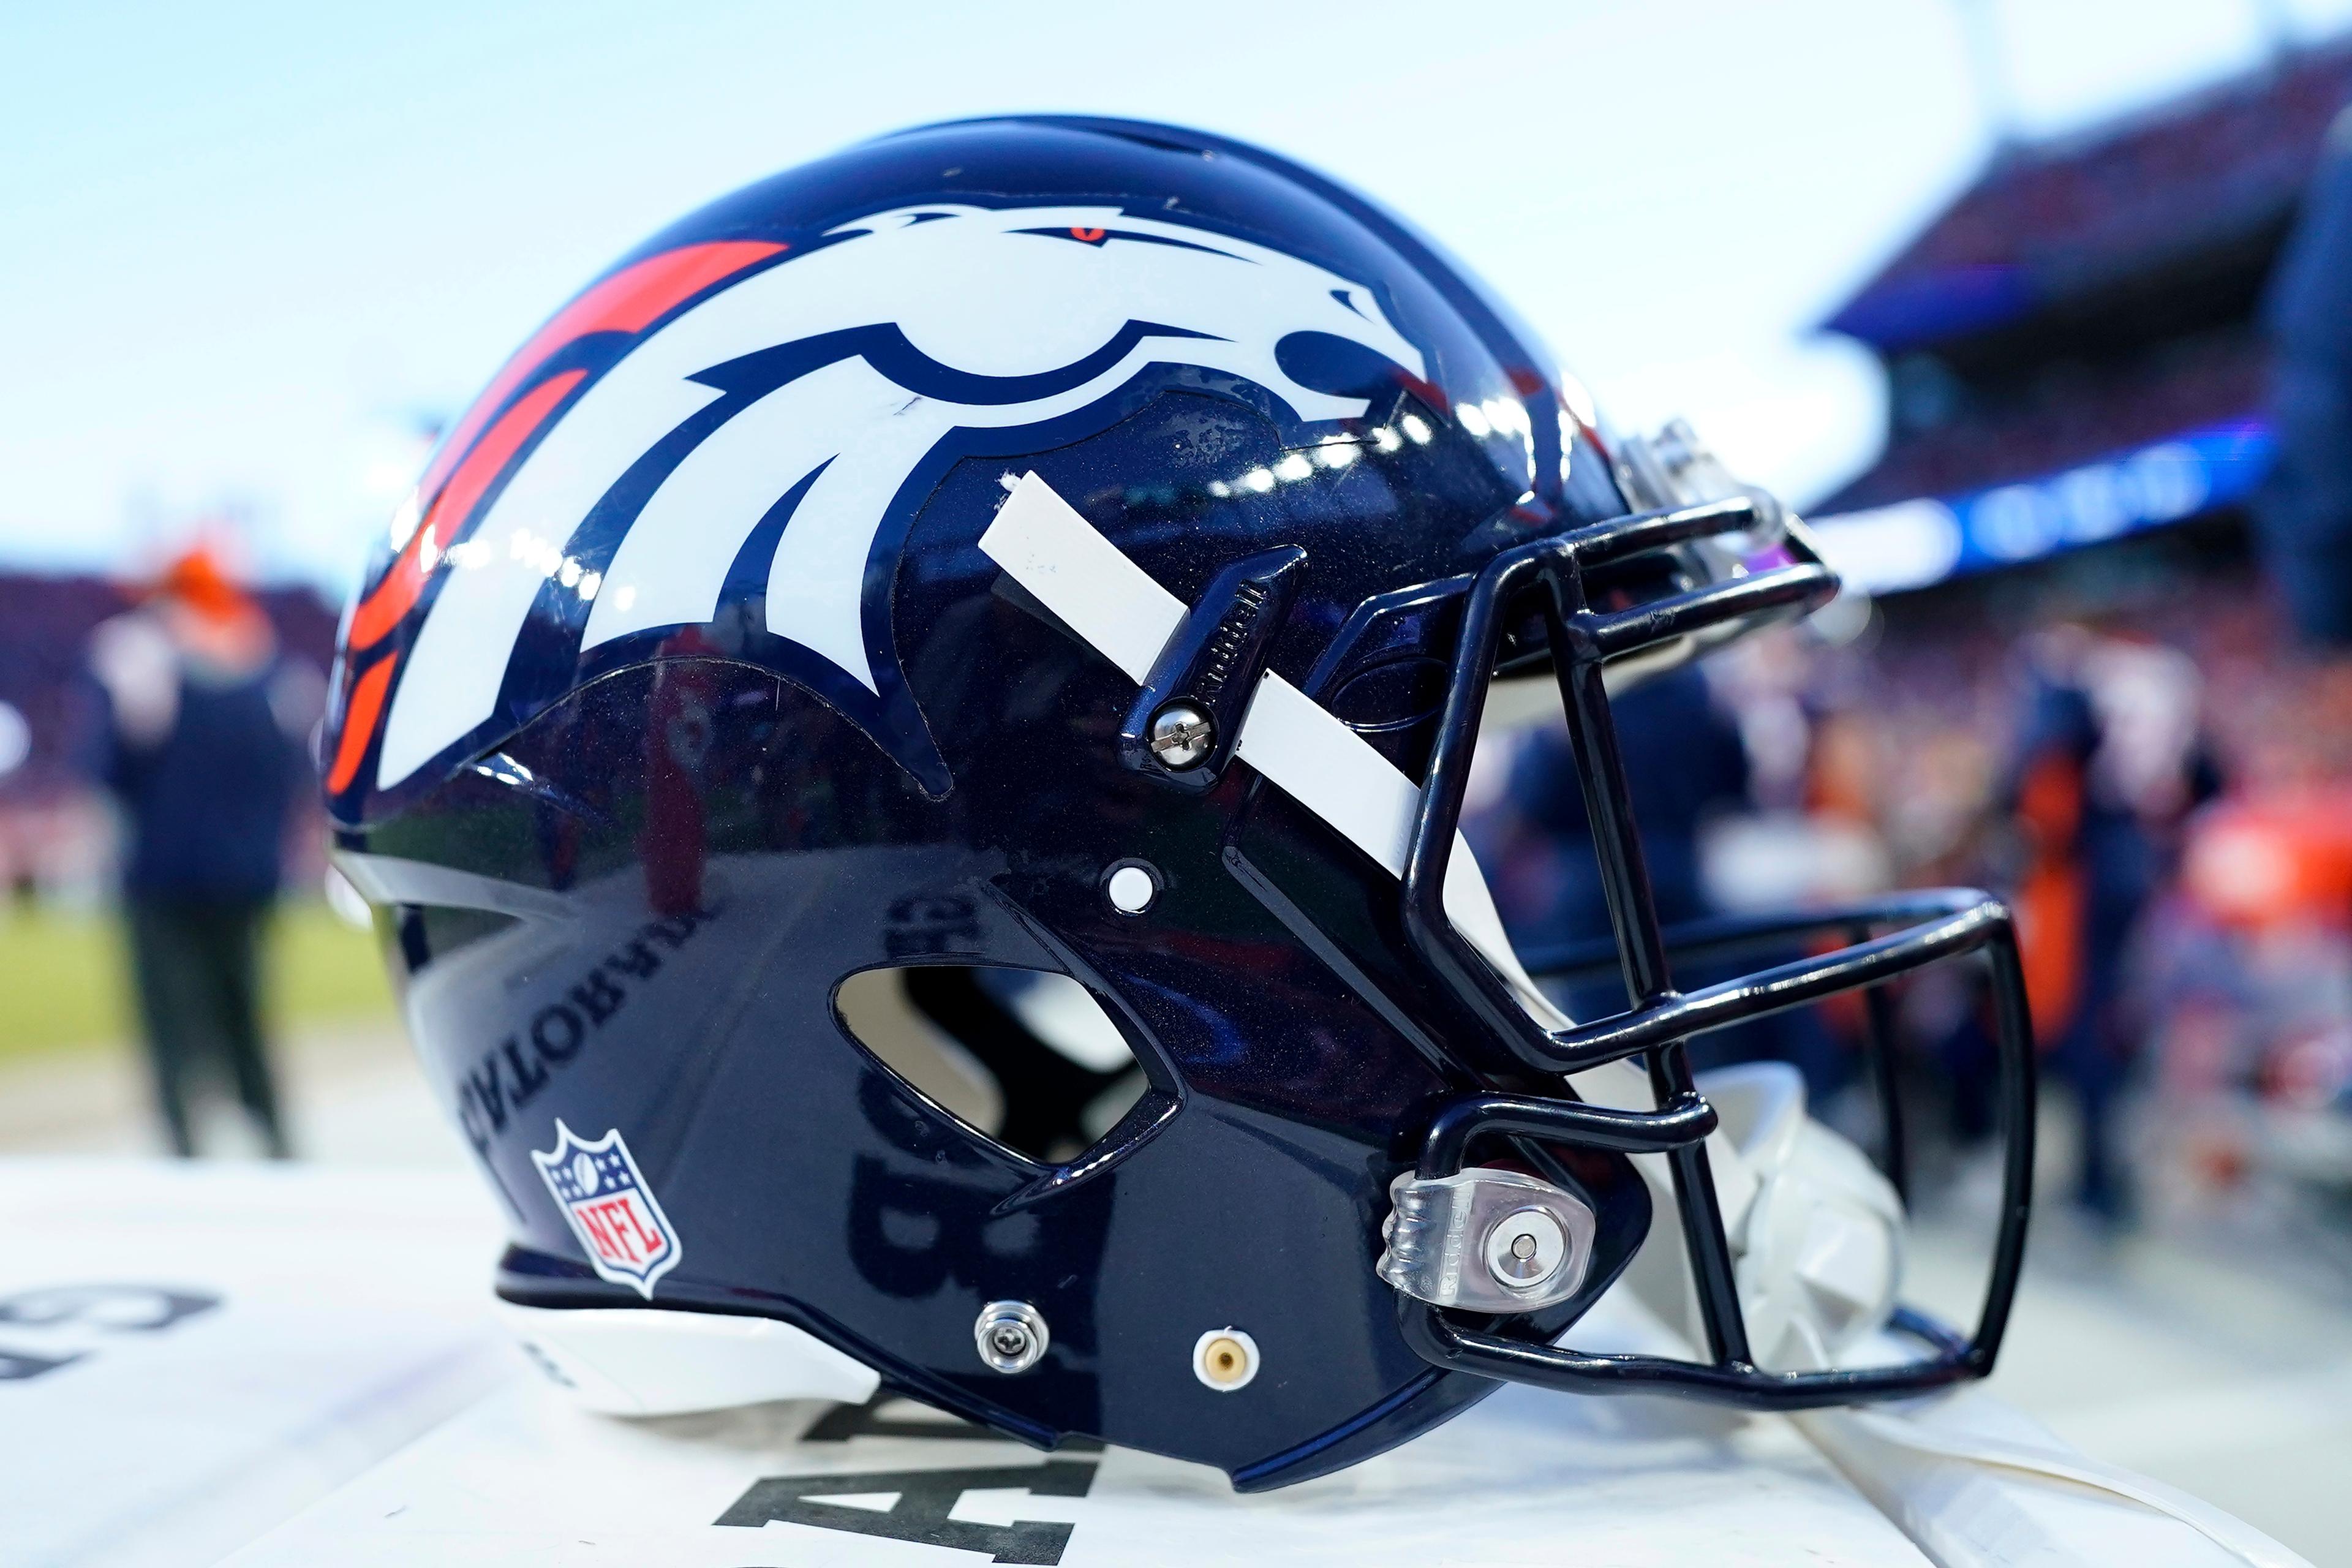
xmin=1463 ymin=85 xmax=2352 ymax=1250
xmin=1828 ymin=39 xmax=2352 ymax=513
xmin=1467 ymin=577 xmax=2352 ymax=1242
xmin=1883 ymin=38 xmax=2352 ymax=282
xmin=1849 ymin=336 xmax=2267 ymax=511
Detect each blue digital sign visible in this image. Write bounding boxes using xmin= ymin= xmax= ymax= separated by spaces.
xmin=1811 ymin=420 xmax=2274 ymax=595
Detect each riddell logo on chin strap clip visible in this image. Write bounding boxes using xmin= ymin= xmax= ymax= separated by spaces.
xmin=1118 ymin=544 xmax=1307 ymax=791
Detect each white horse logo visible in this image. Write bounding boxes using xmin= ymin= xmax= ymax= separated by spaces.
xmin=377 ymin=203 xmax=1428 ymax=790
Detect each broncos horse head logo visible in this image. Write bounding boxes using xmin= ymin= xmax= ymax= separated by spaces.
xmin=350 ymin=202 xmax=1428 ymax=799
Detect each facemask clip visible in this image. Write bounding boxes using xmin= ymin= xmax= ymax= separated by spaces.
xmin=1377 ymin=1166 xmax=1597 ymax=1313
xmin=1118 ymin=545 xmax=1306 ymax=791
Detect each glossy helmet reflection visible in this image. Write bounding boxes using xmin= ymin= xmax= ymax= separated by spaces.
xmin=324 ymin=116 xmax=2035 ymax=1488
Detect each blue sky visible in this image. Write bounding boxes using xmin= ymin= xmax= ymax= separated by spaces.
xmin=6 ymin=0 xmax=2351 ymax=595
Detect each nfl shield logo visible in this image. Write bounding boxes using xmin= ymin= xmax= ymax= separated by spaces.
xmin=532 ymin=1121 xmax=681 ymax=1297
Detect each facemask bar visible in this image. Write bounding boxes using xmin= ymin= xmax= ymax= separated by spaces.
xmin=1391 ymin=495 xmax=2037 ymax=1408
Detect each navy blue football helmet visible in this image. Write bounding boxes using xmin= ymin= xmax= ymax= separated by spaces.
xmin=326 ymin=116 xmax=2035 ymax=1487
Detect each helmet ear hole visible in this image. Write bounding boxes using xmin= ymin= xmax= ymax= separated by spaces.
xmin=834 ymin=965 xmax=1150 ymax=1166
xmin=834 ymin=967 xmax=1006 ymax=1137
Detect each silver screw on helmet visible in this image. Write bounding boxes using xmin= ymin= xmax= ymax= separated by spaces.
xmin=974 ymin=1300 xmax=1050 ymax=1374
xmin=1147 ymin=703 xmax=1213 ymax=769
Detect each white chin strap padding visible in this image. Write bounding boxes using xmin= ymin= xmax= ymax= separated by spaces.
xmin=1575 ymin=1058 xmax=1901 ymax=1373
xmin=1704 ymin=1061 xmax=1902 ymax=1370
xmin=979 ymin=473 xmax=1903 ymax=1362
xmin=499 ymin=1302 xmax=880 ymax=1417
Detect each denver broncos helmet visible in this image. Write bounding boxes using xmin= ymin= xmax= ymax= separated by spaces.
xmin=325 ymin=116 xmax=2036 ymax=1488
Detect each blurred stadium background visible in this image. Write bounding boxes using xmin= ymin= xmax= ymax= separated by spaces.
xmin=6 ymin=1 xmax=2352 ymax=1559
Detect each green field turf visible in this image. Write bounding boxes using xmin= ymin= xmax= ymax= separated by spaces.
xmin=0 ymin=902 xmax=394 ymax=1065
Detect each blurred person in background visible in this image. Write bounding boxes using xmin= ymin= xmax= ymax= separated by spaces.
xmin=1493 ymin=665 xmax=1747 ymax=947
xmin=78 ymin=545 xmax=313 ymax=1158
xmin=1472 ymin=651 xmax=1898 ymax=1106
xmin=2259 ymin=103 xmax=2352 ymax=649
xmin=1686 ymin=622 xmax=1903 ymax=1108
xmin=1477 ymin=664 xmax=1769 ymax=1059
xmin=2000 ymin=626 xmax=2220 ymax=1229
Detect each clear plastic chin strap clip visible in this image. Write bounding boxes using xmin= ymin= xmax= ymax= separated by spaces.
xmin=1377 ymin=1167 xmax=1597 ymax=1314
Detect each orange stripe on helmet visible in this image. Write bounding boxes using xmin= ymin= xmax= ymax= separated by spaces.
xmin=347 ymin=368 xmax=587 ymax=652
xmin=325 ymin=655 xmax=398 ymax=795
xmin=413 ymin=239 xmax=788 ymax=504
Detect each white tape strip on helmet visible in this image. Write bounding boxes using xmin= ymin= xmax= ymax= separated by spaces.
xmin=979 ymin=472 xmax=1530 ymax=995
